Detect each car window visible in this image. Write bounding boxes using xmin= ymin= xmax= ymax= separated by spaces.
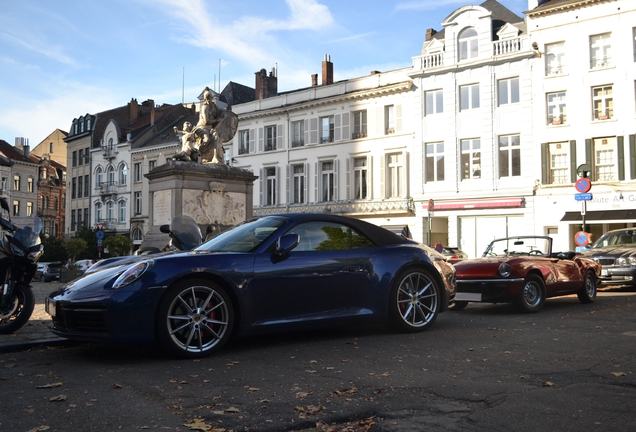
xmin=197 ymin=217 xmax=286 ymax=253
xmin=288 ymin=222 xmax=374 ymax=252
xmin=593 ymin=230 xmax=636 ymax=248
xmin=485 ymin=238 xmax=550 ymax=256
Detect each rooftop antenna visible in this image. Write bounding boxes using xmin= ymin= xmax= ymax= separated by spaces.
xmin=218 ymin=59 xmax=221 ymax=93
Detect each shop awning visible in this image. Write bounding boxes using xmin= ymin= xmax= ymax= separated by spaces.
xmin=429 ymin=197 xmax=525 ymax=211
xmin=561 ymin=209 xmax=636 ymax=222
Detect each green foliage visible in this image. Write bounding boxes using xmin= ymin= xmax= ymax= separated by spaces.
xmin=41 ymin=237 xmax=68 ymax=263
xmin=74 ymin=225 xmax=99 ymax=260
xmin=64 ymin=238 xmax=88 ymax=263
xmin=103 ymin=235 xmax=133 ymax=257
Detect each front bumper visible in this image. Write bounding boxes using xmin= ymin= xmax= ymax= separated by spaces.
xmin=597 ymin=267 xmax=636 ymax=286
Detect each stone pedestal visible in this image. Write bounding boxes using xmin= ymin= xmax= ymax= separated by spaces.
xmin=141 ymin=160 xmax=257 ymax=250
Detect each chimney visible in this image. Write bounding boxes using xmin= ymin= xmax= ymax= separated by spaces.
xmin=322 ymin=54 xmax=333 ymax=85
xmin=129 ymin=98 xmax=139 ymax=121
xmin=426 ymin=28 xmax=437 ymax=41
xmin=254 ymin=68 xmax=278 ymax=100
xmin=311 ymin=74 xmax=318 ymax=86
xmin=150 ymin=107 xmax=155 ymax=125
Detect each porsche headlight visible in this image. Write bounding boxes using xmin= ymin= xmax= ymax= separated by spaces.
xmin=498 ymin=263 xmax=513 ymax=277
xmin=112 ymin=260 xmax=154 ymax=289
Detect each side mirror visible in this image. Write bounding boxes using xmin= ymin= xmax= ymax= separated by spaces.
xmin=276 ymin=234 xmax=300 ymax=255
xmin=159 ymin=224 xmax=170 ymax=234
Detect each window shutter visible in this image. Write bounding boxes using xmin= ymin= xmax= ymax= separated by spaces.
xmin=569 ymin=140 xmax=577 ymax=183
xmin=304 ymin=119 xmax=310 ymax=146
xmin=303 ymin=162 xmax=309 ymax=203
xmin=585 ymin=139 xmax=592 ymax=171
xmin=309 ymin=118 xmax=318 ymax=145
xmin=630 ymin=135 xmax=636 ymax=180
xmin=379 ymin=155 xmax=385 ymax=199
xmin=275 ymin=166 xmax=280 ymax=206
xmin=367 ymin=155 xmax=373 ymax=200
xmin=334 ymin=159 xmax=339 ymax=201
xmin=286 ymin=165 xmax=290 ymax=204
xmin=402 ymin=150 xmax=408 ymax=197
xmin=341 ymin=112 xmax=350 ymax=141
xmin=314 ymin=162 xmax=319 ymax=202
xmin=334 ymin=114 xmax=342 ymax=142
xmin=258 ymin=127 xmax=264 ymax=152
xmin=259 ymin=168 xmax=264 ymax=206
xmin=249 ymin=128 xmax=255 ymax=153
xmin=345 ymin=158 xmax=350 ymax=200
xmin=395 ymin=105 xmax=403 ymax=133
xmin=618 ymin=136 xmax=625 ymax=181
xmin=541 ymin=143 xmax=548 ymax=184
xmin=277 ymin=124 xmax=285 ymax=150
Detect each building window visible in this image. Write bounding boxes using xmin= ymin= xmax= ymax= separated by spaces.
xmin=84 ymin=174 xmax=89 ymax=196
xmin=459 ymin=28 xmax=478 ymax=61
xmin=106 ymin=201 xmax=114 ymax=221
xmin=49 ymin=142 xmax=54 ymax=153
xmin=498 ymin=135 xmax=521 ymax=178
xmin=385 ymin=105 xmax=395 ymax=134
xmin=134 ymin=163 xmax=142 ymax=182
xmin=321 ymin=161 xmax=335 ymax=202
xmin=594 ymin=137 xmax=617 ymax=181
xmin=134 ymin=192 xmax=142 ymax=215
xmin=133 ymin=228 xmax=143 ymax=242
xmin=149 ymin=160 xmax=156 ymax=171
xmin=27 ymin=177 xmax=33 ymax=192
xmin=84 ymin=208 xmax=88 ymax=226
xmin=265 ymin=167 xmax=276 ymax=206
xmin=592 ymin=85 xmax=613 ymax=120
xmin=95 ymin=202 xmax=102 ymax=222
xmin=425 ymin=142 xmax=445 ymax=182
xmin=387 ymin=153 xmax=404 ymax=198
xmin=108 ymin=138 xmax=115 ymax=153
xmin=292 ymin=164 xmax=305 ymax=204
xmin=590 ymin=33 xmax=611 ymax=69
xmin=547 ymin=91 xmax=567 ymax=124
xmin=425 ymin=90 xmax=443 ymax=116
xmin=12 ymin=200 xmax=19 ymax=216
xmin=320 ymin=116 xmax=334 ymax=143
xmin=71 ymin=177 xmax=76 ymax=199
xmin=96 ymin=167 xmax=103 ymax=187
xmin=13 ymin=175 xmax=20 ymax=191
xmin=498 ymin=78 xmax=519 ymax=105
xmin=107 ymin=166 xmax=115 ymax=186
xmin=549 ymin=142 xmax=570 ymax=184
xmin=77 ymin=176 xmax=83 ymax=198
xmin=78 ymin=149 xmax=83 ymax=166
xmin=352 ymin=110 xmax=367 ymax=139
xmin=460 ymin=139 xmax=481 ymax=180
xmin=118 ymin=200 xmax=126 ymax=222
xmin=70 ymin=209 xmax=75 ymax=230
xmin=26 ymin=202 xmax=33 ymax=217
xmin=72 ymin=151 xmax=77 ymax=167
xmin=291 ymin=121 xmax=304 ymax=147
xmin=545 ymin=42 xmax=565 ymax=75
xmin=54 ymin=197 xmax=58 ymax=211
xmin=265 ymin=125 xmax=277 ymax=151
xmin=238 ymin=130 xmax=249 ymax=154
xmin=119 ymin=164 xmax=128 ymax=185
xmin=84 ymin=147 xmax=90 ymax=164
xmin=460 ymin=84 xmax=480 ymax=110
xmin=77 ymin=209 xmax=82 ymax=227
xmin=353 ymin=157 xmax=368 ymax=199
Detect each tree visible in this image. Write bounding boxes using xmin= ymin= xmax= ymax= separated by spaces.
xmin=103 ymin=235 xmax=133 ymax=257
xmin=64 ymin=238 xmax=88 ymax=263
xmin=41 ymin=237 xmax=69 ymax=263
xmin=74 ymin=225 xmax=99 ymax=260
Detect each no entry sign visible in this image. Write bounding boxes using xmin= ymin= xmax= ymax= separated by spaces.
xmin=575 ymin=178 xmax=592 ymax=193
xmin=574 ymin=231 xmax=590 ymax=247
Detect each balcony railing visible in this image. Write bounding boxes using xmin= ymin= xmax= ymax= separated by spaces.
xmin=493 ymin=37 xmax=521 ymax=56
xmin=101 ymin=145 xmax=118 ymax=159
xmin=254 ymin=198 xmax=415 ymax=217
xmin=96 ymin=218 xmax=118 ymax=231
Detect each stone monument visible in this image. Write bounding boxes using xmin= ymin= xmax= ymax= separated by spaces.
xmin=140 ymin=87 xmax=257 ymax=251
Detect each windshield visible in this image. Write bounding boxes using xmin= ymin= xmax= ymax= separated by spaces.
xmin=195 ymin=217 xmax=286 ymax=253
xmin=484 ymin=237 xmax=550 ymax=257
xmin=591 ymin=230 xmax=636 ymax=248
xmin=13 ymin=217 xmax=44 ymax=248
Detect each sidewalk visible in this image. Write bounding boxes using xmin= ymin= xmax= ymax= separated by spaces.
xmin=0 ymin=281 xmax=69 ymax=353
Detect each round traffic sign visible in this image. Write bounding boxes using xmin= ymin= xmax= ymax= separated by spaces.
xmin=96 ymin=230 xmax=105 ymax=240
xmin=575 ymin=178 xmax=592 ymax=193
xmin=574 ymin=231 xmax=590 ymax=247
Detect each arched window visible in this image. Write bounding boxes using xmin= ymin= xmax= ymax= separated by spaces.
xmin=107 ymin=201 xmax=114 ymax=221
xmin=96 ymin=167 xmax=103 ymax=187
xmin=459 ymin=28 xmax=478 ymax=61
xmin=119 ymin=164 xmax=128 ymax=185
xmin=132 ymin=228 xmax=143 ymax=241
xmin=107 ymin=166 xmax=115 ymax=186
xmin=95 ymin=202 xmax=103 ymax=222
xmin=108 ymin=138 xmax=115 ymax=153
xmin=118 ymin=200 xmax=126 ymax=222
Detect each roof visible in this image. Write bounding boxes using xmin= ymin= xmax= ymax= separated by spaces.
xmin=0 ymin=140 xmax=38 ymax=165
xmin=526 ymin=0 xmax=600 ymax=16
xmin=222 ymin=81 xmax=256 ymax=106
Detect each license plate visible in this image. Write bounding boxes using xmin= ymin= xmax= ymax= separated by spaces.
xmin=455 ymin=292 xmax=482 ymax=302
xmin=45 ymin=298 xmax=56 ymax=317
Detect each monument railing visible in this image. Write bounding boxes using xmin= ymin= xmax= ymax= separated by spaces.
xmin=254 ymin=197 xmax=415 ymax=217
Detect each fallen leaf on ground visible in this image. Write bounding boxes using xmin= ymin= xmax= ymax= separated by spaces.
xmin=49 ymin=395 xmax=67 ymax=402
xmin=611 ymin=372 xmax=628 ymax=377
xmin=542 ymin=381 xmax=554 ymax=387
xmin=36 ymin=382 xmax=63 ymax=389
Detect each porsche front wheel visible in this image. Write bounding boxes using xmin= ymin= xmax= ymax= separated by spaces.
xmin=514 ymin=274 xmax=545 ymax=313
xmin=156 ymin=279 xmax=234 ymax=359
xmin=577 ymin=271 xmax=597 ymax=304
xmin=389 ymin=269 xmax=440 ymax=333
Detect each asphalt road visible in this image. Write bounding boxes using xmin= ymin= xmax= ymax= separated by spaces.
xmin=1 ymin=288 xmax=635 ymax=432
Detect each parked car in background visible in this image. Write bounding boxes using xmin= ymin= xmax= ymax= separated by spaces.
xmin=42 ymin=262 xmax=64 ymax=282
xmin=582 ymin=228 xmax=636 ymax=286
xmin=47 ymin=213 xmax=456 ymax=359
xmin=450 ymin=236 xmax=600 ymax=313
xmin=442 ymin=247 xmax=468 ymax=259
xmin=35 ymin=262 xmax=50 ymax=281
xmin=75 ymin=259 xmax=94 ymax=275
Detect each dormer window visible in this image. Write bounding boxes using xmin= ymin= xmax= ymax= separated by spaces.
xmin=459 ymin=28 xmax=478 ymax=61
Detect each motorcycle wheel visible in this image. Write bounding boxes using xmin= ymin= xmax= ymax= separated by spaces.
xmin=0 ymin=283 xmax=35 ymax=334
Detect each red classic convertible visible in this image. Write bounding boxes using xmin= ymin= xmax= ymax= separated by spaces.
xmin=450 ymin=236 xmax=601 ymax=313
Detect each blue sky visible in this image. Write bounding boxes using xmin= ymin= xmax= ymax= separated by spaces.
xmin=0 ymin=0 xmax=528 ymax=146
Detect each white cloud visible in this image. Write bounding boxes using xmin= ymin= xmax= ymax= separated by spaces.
xmin=394 ymin=0 xmax=467 ymax=12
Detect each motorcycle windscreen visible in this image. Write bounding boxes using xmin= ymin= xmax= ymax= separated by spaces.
xmin=13 ymin=216 xmax=44 ymax=248
xmin=170 ymin=215 xmax=203 ymax=250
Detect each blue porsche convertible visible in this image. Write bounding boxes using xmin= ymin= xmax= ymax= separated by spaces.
xmin=46 ymin=214 xmax=456 ymax=358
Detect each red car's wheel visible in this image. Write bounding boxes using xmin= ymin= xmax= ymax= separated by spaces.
xmin=577 ymin=271 xmax=597 ymax=304
xmin=513 ymin=274 xmax=545 ymax=313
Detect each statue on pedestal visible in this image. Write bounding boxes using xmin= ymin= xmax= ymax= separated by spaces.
xmin=173 ymin=86 xmax=238 ymax=164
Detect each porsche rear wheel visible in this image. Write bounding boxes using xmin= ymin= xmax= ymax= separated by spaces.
xmin=389 ymin=268 xmax=440 ymax=332
xmin=577 ymin=271 xmax=597 ymax=304
xmin=156 ymin=279 xmax=234 ymax=359
xmin=514 ymin=274 xmax=545 ymax=313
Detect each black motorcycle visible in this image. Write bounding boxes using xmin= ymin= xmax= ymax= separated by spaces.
xmin=0 ymin=197 xmax=45 ymax=334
